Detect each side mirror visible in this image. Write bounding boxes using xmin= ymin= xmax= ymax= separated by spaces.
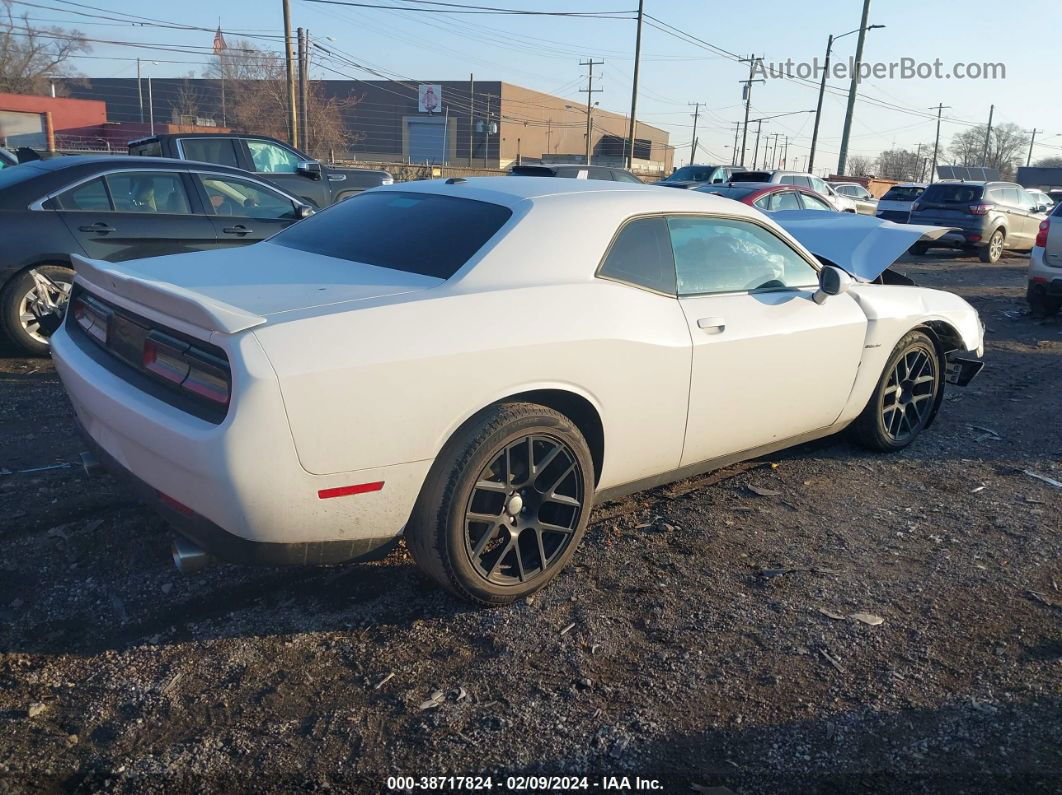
xmin=813 ymin=265 xmax=854 ymax=305
xmin=297 ymin=161 xmax=323 ymax=179
xmin=1035 ymin=205 xmax=1047 ymax=213
xmin=296 ymin=203 xmax=315 ymax=219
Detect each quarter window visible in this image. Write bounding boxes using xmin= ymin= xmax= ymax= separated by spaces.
xmin=55 ymin=177 xmax=111 ymax=211
xmin=598 ymin=216 xmax=676 ymax=295
xmin=667 ymin=216 xmax=818 ymax=296
xmin=247 ymin=140 xmax=303 ymax=174
xmin=106 ymin=172 xmax=191 ymax=214
xmin=199 ymin=176 xmax=296 ymax=219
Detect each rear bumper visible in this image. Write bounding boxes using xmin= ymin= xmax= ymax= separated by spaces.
xmin=1029 ymin=245 xmax=1062 ymax=291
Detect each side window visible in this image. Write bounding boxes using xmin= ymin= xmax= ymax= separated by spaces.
xmin=1017 ymin=191 xmax=1036 ymax=211
xmin=247 ymin=140 xmax=303 ymax=174
xmin=809 ymin=176 xmax=828 ymax=194
xmin=772 ymin=190 xmax=803 ymax=211
xmin=106 ymin=172 xmax=191 ymax=214
xmin=180 ymin=138 xmax=240 ymax=168
xmin=779 ymin=175 xmax=796 ymax=185
xmin=611 ymin=169 xmax=643 ymax=184
xmin=587 ymin=166 xmax=614 ymax=181
xmin=799 ymin=192 xmax=833 ymax=211
xmin=667 ymin=216 xmax=819 ymax=296
xmin=598 ymin=216 xmax=676 ymax=295
xmin=55 ymin=177 xmax=112 ymax=211
xmin=199 ymin=175 xmax=296 ymax=219
xmin=1001 ymin=187 xmax=1022 ymax=206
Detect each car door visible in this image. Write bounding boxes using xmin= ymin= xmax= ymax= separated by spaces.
xmin=191 ymin=172 xmax=303 ymax=247
xmin=242 ymin=138 xmax=331 ymax=208
xmin=53 ymin=170 xmax=217 ymax=262
xmin=1015 ymin=190 xmax=1042 ymax=248
xmin=999 ymin=187 xmax=1032 ymax=246
xmin=667 ymin=214 xmax=867 ymax=466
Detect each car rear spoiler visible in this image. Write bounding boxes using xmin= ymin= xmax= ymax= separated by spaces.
xmin=71 ymin=254 xmax=267 ymax=335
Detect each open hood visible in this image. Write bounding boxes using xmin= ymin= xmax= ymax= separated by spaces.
xmin=770 ymin=210 xmax=952 ymax=281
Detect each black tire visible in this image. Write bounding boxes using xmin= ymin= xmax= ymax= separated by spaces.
xmin=851 ymin=330 xmax=942 ymax=453
xmin=1027 ymin=282 xmax=1061 ymax=318
xmin=909 ymin=242 xmax=929 ymax=256
xmin=406 ymin=402 xmax=595 ymax=606
xmin=979 ymin=229 xmax=1004 ymax=263
xmin=0 ymin=265 xmax=74 ymax=356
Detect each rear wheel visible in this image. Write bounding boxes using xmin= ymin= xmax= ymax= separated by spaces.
xmin=406 ymin=402 xmax=594 ymax=606
xmin=851 ymin=331 xmax=942 ymax=452
xmin=979 ymin=229 xmax=1004 ymax=263
xmin=909 ymin=242 xmax=929 ymax=256
xmin=0 ymin=265 xmax=73 ymax=356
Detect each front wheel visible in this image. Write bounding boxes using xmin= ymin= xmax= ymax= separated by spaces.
xmin=979 ymin=229 xmax=1004 ymax=263
xmin=0 ymin=265 xmax=74 ymax=356
xmin=406 ymin=402 xmax=595 ymax=606
xmin=851 ymin=330 xmax=942 ymax=452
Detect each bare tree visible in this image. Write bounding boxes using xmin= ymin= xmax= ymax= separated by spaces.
xmin=845 ymin=154 xmax=875 ymax=177
xmin=170 ymin=76 xmax=201 ymax=125
xmin=0 ymin=0 xmax=89 ymax=95
xmin=204 ymin=39 xmax=357 ymax=158
xmin=1034 ymin=155 xmax=1062 ymax=168
xmin=948 ymin=122 xmax=1028 ymax=178
xmin=876 ymin=148 xmax=923 ymax=181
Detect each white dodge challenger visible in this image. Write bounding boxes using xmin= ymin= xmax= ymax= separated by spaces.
xmin=50 ymin=177 xmax=984 ymax=606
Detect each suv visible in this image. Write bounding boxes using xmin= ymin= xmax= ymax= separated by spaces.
xmin=729 ymin=170 xmax=857 ymax=212
xmin=508 ymin=163 xmax=643 ymax=182
xmin=1027 ymin=201 xmax=1062 ymax=317
xmin=128 ymin=134 xmax=392 ymax=207
xmin=909 ymin=181 xmax=1047 ymax=263
xmin=657 ymin=164 xmax=739 ymax=189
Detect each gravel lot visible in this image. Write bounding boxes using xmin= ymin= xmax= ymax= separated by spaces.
xmin=0 ymin=251 xmax=1059 ymax=793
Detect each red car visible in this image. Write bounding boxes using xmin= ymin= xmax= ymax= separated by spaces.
xmin=694 ymin=182 xmax=836 ymax=213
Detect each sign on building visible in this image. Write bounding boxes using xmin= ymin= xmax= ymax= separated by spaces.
xmin=418 ymin=84 xmax=442 ymax=114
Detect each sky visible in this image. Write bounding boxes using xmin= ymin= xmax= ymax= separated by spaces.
xmin=20 ymin=0 xmax=1062 ymax=173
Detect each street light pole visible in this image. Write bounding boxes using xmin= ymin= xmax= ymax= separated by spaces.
xmin=625 ymin=0 xmax=644 ymax=170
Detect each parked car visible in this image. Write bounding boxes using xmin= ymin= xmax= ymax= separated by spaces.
xmin=657 ymin=164 xmax=740 ymax=189
xmin=508 ymin=163 xmax=643 ymax=182
xmin=0 ymin=156 xmax=313 ymax=355
xmin=831 ymin=182 xmax=879 ymax=215
xmin=0 ymin=148 xmax=17 ymax=169
xmin=729 ymin=170 xmax=857 ymax=212
xmin=51 ymin=177 xmax=984 ymax=606
xmin=695 ymin=182 xmax=837 ymax=212
xmin=875 ymin=183 xmax=926 ymax=223
xmin=1025 ymin=188 xmax=1055 ymax=211
xmin=909 ymin=181 xmax=1048 ymax=263
xmin=128 ymin=133 xmax=392 ymax=207
xmin=1027 ymin=201 xmax=1062 ymax=317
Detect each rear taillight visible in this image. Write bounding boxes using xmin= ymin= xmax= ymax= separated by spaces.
xmin=967 ymin=203 xmax=991 ymax=215
xmin=1035 ymin=219 xmax=1049 ymax=248
xmin=143 ymin=331 xmax=230 ymax=406
xmin=72 ymin=296 xmax=111 ymax=344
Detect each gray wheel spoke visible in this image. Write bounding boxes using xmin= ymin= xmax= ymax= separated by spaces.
xmin=539 ymin=521 xmax=576 ymax=535
xmin=472 ymin=523 xmax=501 ymax=556
xmin=467 ymin=511 xmax=501 ymax=523
xmin=475 ymin=480 xmax=508 ymax=493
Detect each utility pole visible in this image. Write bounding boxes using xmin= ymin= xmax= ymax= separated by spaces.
xmin=468 ymin=73 xmax=474 ymax=167
xmin=782 ymin=135 xmax=789 ymax=169
xmin=147 ymin=75 xmax=154 ymax=135
xmin=689 ymin=102 xmax=703 ymax=164
xmin=1026 ymin=128 xmax=1041 ymax=167
xmin=837 ymin=0 xmax=873 ymax=176
xmin=625 ymin=0 xmax=644 ymax=169
xmin=297 ymin=28 xmax=309 ymax=151
xmin=136 ymin=58 xmax=144 ymax=123
xmin=929 ymin=103 xmax=949 ymax=181
xmin=579 ymin=57 xmax=603 ymax=165
xmin=808 ymin=34 xmax=832 ymax=174
xmin=768 ymin=132 xmax=781 ymax=169
xmin=752 ymin=119 xmax=764 ymax=169
xmin=282 ymin=0 xmax=298 ymax=147
xmin=738 ymin=54 xmax=764 ymax=167
xmin=981 ymin=104 xmax=994 ymax=165
xmin=731 ymin=122 xmax=740 ymax=164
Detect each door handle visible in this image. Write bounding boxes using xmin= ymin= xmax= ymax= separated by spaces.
xmin=78 ymin=222 xmax=116 ymax=233
xmin=222 ymin=225 xmax=252 ymax=235
xmin=697 ymin=317 xmax=726 ymax=333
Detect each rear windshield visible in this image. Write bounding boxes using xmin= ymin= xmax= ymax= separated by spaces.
xmin=921 ymin=184 xmax=983 ymax=203
xmin=510 ymin=166 xmax=555 ymax=177
xmin=729 ymin=171 xmax=771 ymax=182
xmin=695 ymin=185 xmax=757 ymax=200
xmin=881 ymin=186 xmax=924 ymax=201
xmin=271 ymin=191 xmax=512 ymax=280
xmin=665 ymin=166 xmax=718 ymax=182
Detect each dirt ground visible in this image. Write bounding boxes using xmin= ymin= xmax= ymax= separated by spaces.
xmin=0 ymin=251 xmax=1059 ymax=793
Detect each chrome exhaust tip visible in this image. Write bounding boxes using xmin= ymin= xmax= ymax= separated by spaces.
xmin=171 ymin=536 xmax=216 ymax=574
xmin=79 ymin=450 xmax=101 ymax=478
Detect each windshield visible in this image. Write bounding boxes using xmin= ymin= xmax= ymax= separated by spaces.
xmin=695 ymin=186 xmax=757 ymax=200
xmin=271 ymin=191 xmax=512 ymax=280
xmin=881 ymin=186 xmax=924 ymax=201
xmin=665 ymin=166 xmax=717 ymax=182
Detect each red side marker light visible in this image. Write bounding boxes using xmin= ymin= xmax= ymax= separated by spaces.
xmin=318 ymin=481 xmax=385 ymax=499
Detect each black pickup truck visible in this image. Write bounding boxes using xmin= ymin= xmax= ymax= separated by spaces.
xmin=128 ymin=134 xmax=392 ymax=207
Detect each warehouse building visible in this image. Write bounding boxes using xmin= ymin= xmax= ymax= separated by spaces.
xmin=57 ymin=78 xmax=672 ymax=175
